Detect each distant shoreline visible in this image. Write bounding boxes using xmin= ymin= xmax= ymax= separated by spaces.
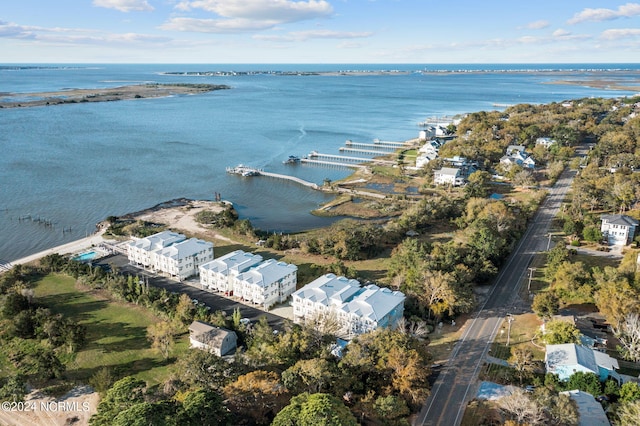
xmin=0 ymin=83 xmax=230 ymax=109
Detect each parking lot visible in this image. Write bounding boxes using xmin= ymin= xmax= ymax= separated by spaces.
xmin=94 ymin=254 xmax=290 ymax=331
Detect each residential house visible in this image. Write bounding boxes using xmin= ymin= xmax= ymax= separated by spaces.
xmin=416 ymin=138 xmax=446 ymax=167
xmin=152 ymin=238 xmax=214 ymax=281
xmin=188 ymin=320 xmax=237 ymax=356
xmin=600 ymin=214 xmax=639 ymax=246
xmin=419 ymin=125 xmax=449 ymax=140
xmin=536 ymin=137 xmax=556 ymax=149
xmin=500 ymin=145 xmax=536 ymax=170
xmin=199 ymin=250 xmax=263 ymax=295
xmin=292 ymin=274 xmax=405 ymax=339
xmin=545 ymin=343 xmax=619 ymax=382
xmin=560 ymin=390 xmax=610 ymax=426
xmin=434 ymin=167 xmax=465 ymax=186
xmin=233 ymin=259 xmax=298 ymax=310
xmin=127 ymin=230 xmax=186 ymax=268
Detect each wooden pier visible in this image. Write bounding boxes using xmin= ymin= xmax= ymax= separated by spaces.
xmin=339 ymin=147 xmax=399 ymax=156
xmin=309 ymin=151 xmax=395 ymax=166
xmin=374 ymin=139 xmax=411 ymax=147
xmin=344 ymin=140 xmax=397 ymax=150
xmin=300 ymin=158 xmax=366 ymax=169
xmin=258 ymin=171 xmax=320 ymax=189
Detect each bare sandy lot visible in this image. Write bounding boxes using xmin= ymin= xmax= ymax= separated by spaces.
xmin=131 ymin=199 xmax=235 ymax=243
xmin=0 ymin=386 xmax=99 ymax=426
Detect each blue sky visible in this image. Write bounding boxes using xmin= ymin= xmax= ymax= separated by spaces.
xmin=1 ymin=1 xmax=639 ymax=63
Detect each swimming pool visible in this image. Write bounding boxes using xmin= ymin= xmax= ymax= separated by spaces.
xmin=73 ymin=251 xmax=97 ymax=261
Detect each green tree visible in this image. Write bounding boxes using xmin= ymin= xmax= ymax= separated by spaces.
xmin=174 ymin=349 xmax=239 ymax=390
xmin=566 ymin=372 xmax=601 ymax=396
xmin=272 ymin=392 xmax=358 ymax=426
xmin=373 ymin=395 xmax=411 ymax=426
xmin=282 ymin=358 xmax=338 ymax=394
xmin=178 ymin=389 xmax=230 ymax=426
xmin=510 ymin=347 xmax=536 ymax=385
xmin=543 ymin=320 xmax=581 ymax=345
xmin=1 ymin=293 xmax=30 ymax=319
xmin=532 ymin=292 xmax=559 ymax=319
xmin=223 ymin=370 xmax=288 ymax=425
xmin=112 ymin=401 xmax=176 ymax=426
xmin=147 ymin=321 xmax=174 ymax=359
xmin=464 ymin=171 xmax=492 ymax=198
xmin=90 ymin=377 xmax=146 ymax=426
xmin=174 ymin=294 xmax=195 ymax=325
xmin=0 ymin=375 xmax=26 ymax=403
xmin=619 ymin=381 xmax=640 ymax=402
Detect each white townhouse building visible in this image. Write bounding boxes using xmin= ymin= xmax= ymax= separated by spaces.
xmin=152 ymin=238 xmax=214 ymax=281
xmin=600 ymin=214 xmax=639 ymax=246
xmin=199 ymin=250 xmax=263 ymax=295
xmin=233 ymin=259 xmax=298 ymax=310
xmin=127 ymin=230 xmax=186 ymax=268
xmin=292 ymin=274 xmax=405 ymax=339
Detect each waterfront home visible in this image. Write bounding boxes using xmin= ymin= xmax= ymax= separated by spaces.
xmin=233 ymin=259 xmax=298 ymax=310
xmin=292 ymin=274 xmax=405 ymax=339
xmin=600 ymin=214 xmax=639 ymax=246
xmin=152 ymin=238 xmax=214 ymax=281
xmin=199 ymin=250 xmax=263 ymax=294
xmin=127 ymin=230 xmax=186 ymax=268
xmin=545 ymin=343 xmax=620 ymax=382
xmin=188 ymin=320 xmax=237 ymax=356
xmin=434 ymin=167 xmax=465 ymax=186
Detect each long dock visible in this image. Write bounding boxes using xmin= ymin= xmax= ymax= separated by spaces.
xmin=300 ymin=158 xmax=366 ymax=169
xmin=374 ymin=139 xmax=409 ymax=147
xmin=309 ymin=151 xmax=395 ymax=166
xmin=339 ymin=147 xmax=398 ymax=156
xmin=259 ymin=171 xmax=320 ymax=189
xmin=344 ymin=141 xmax=397 ymax=150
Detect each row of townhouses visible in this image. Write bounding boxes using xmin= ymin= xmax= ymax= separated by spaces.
xmin=292 ymin=273 xmax=406 ymax=339
xmin=128 ymin=232 xmax=406 ymax=337
xmin=127 ymin=230 xmax=214 ymax=281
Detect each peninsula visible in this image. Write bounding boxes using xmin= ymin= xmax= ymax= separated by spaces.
xmin=0 ymin=83 xmax=230 ymax=108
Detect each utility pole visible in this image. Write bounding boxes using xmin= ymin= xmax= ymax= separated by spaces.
xmin=506 ymin=314 xmax=514 ymax=347
xmin=527 ymin=267 xmax=536 ymax=293
xmin=547 ymin=233 xmax=553 ymax=251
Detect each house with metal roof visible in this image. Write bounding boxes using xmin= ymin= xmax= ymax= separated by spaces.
xmin=199 ymin=250 xmax=263 ymax=294
xmin=600 ymin=214 xmax=639 ymax=246
xmin=233 ymin=258 xmax=298 ymax=309
xmin=545 ymin=343 xmax=619 ymax=382
xmin=292 ymin=274 xmax=405 ymax=339
xmin=560 ymin=390 xmax=609 ymax=426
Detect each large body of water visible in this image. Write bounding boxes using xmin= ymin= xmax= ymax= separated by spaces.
xmin=1 ymin=63 xmax=639 ymax=262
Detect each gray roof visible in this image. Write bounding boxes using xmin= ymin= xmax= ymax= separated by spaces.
xmin=601 ymin=214 xmax=639 ymax=227
xmin=545 ymin=343 xmax=618 ymax=373
xmin=235 ymin=258 xmax=297 ymax=288
xmin=560 ymin=390 xmax=609 ymax=426
xmin=188 ymin=321 xmax=236 ymax=346
xmin=435 ymin=167 xmax=461 ymax=176
xmin=200 ymin=250 xmax=263 ymax=274
xmin=154 ymin=238 xmax=213 ymax=260
xmin=129 ymin=230 xmax=186 ymax=251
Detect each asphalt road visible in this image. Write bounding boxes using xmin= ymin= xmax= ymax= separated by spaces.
xmin=414 ymin=167 xmax=577 ymax=426
xmin=94 ymin=254 xmax=288 ymax=331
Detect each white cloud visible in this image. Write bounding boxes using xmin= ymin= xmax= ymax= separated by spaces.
xmin=601 ymin=28 xmax=640 ymax=39
xmin=525 ymin=20 xmax=550 ymax=30
xmin=552 ymin=28 xmax=571 ymax=37
xmin=568 ymin=3 xmax=640 ymax=24
xmin=93 ymin=0 xmax=154 ymax=12
xmin=160 ymin=17 xmax=277 ymax=33
xmin=253 ymin=29 xmax=372 ymax=42
xmin=174 ymin=0 xmax=333 ymax=22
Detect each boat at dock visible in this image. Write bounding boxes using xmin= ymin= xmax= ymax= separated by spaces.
xmin=283 ymin=155 xmax=301 ymax=164
xmin=226 ymin=164 xmax=261 ymax=176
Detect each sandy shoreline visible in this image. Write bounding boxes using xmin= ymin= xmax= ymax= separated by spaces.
xmin=0 ymin=83 xmax=230 ymax=109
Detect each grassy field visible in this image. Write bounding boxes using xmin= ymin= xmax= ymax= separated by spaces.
xmin=34 ymin=273 xmax=188 ymax=386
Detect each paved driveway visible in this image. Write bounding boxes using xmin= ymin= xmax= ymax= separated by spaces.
xmin=95 ymin=254 xmax=288 ymax=331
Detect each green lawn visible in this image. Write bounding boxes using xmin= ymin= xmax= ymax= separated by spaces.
xmin=34 ymin=274 xmax=187 ymax=386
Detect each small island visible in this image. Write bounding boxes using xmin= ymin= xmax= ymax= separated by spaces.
xmin=0 ymin=83 xmax=230 ymax=108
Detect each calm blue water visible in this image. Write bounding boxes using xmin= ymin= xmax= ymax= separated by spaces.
xmin=1 ymin=63 xmax=639 ymax=262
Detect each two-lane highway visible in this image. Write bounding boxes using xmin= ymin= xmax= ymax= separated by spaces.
xmin=415 ymin=168 xmax=577 ymax=426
